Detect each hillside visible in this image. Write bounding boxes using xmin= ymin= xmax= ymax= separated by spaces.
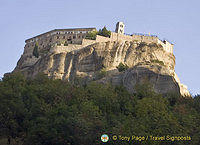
xmin=0 ymin=73 xmax=199 ymax=145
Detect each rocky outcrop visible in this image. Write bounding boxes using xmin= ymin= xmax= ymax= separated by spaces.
xmin=14 ymin=40 xmax=190 ymax=96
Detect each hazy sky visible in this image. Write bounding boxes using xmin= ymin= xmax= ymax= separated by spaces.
xmin=0 ymin=0 xmax=199 ymax=95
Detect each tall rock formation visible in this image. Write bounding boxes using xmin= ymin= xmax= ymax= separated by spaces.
xmin=13 ymin=40 xmax=190 ymax=96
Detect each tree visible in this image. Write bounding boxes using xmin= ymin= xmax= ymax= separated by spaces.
xmin=85 ymin=27 xmax=111 ymax=40
xmin=0 ymin=73 xmax=200 ymax=145
xmin=85 ymin=30 xmax=98 ymax=40
xmin=116 ymin=62 xmax=129 ymax=72
xmin=0 ymin=73 xmax=28 ymax=144
xmin=134 ymin=82 xmax=157 ymax=99
xmin=33 ymin=43 xmax=39 ymax=58
xmin=98 ymin=26 xmax=111 ymax=38
xmin=194 ymin=95 xmax=200 ymax=112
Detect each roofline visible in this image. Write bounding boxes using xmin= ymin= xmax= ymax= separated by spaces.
xmin=25 ymin=27 xmax=96 ymax=43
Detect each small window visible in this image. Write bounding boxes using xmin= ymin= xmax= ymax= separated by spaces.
xmin=57 ymin=36 xmax=59 ymax=39
xmin=67 ymin=36 xmax=72 ymax=41
xmin=73 ymin=36 xmax=76 ymax=39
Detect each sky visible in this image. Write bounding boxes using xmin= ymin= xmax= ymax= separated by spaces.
xmin=0 ymin=0 xmax=199 ymax=95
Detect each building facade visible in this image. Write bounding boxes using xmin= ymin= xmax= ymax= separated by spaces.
xmin=24 ymin=28 xmax=96 ymax=52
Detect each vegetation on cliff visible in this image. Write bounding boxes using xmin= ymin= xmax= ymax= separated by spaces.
xmin=117 ymin=62 xmax=129 ymax=72
xmin=86 ymin=26 xmax=111 ymax=40
xmin=98 ymin=26 xmax=111 ymax=38
xmin=85 ymin=30 xmax=98 ymax=40
xmin=33 ymin=43 xmax=39 ymax=58
xmin=0 ymin=73 xmax=199 ymax=145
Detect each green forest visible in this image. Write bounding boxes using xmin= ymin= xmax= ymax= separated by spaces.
xmin=0 ymin=73 xmax=200 ymax=145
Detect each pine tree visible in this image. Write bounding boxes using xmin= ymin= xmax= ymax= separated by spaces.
xmin=98 ymin=26 xmax=111 ymax=38
xmin=33 ymin=43 xmax=39 ymax=58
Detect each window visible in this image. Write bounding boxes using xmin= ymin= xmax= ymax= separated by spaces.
xmin=63 ymin=36 xmax=65 ymax=39
xmin=68 ymin=36 xmax=72 ymax=41
xmin=78 ymin=36 xmax=81 ymax=38
xmin=73 ymin=36 xmax=76 ymax=39
xmin=57 ymin=36 xmax=59 ymax=39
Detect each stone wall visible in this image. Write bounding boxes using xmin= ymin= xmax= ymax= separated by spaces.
xmin=50 ymin=44 xmax=84 ymax=54
xmin=82 ymin=32 xmax=174 ymax=54
xmin=96 ymin=35 xmax=113 ymax=42
xmin=111 ymin=32 xmax=133 ymax=41
xmin=82 ymin=39 xmax=96 ymax=46
xmin=110 ymin=32 xmax=158 ymax=43
xmin=110 ymin=32 xmax=173 ymax=54
xmin=157 ymin=39 xmax=173 ymax=53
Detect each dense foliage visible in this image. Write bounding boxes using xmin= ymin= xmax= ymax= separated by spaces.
xmin=85 ymin=30 xmax=98 ymax=40
xmin=0 ymin=73 xmax=200 ymax=145
xmin=33 ymin=43 xmax=39 ymax=58
xmin=86 ymin=26 xmax=111 ymax=40
xmin=97 ymin=26 xmax=111 ymax=38
xmin=117 ymin=62 xmax=129 ymax=72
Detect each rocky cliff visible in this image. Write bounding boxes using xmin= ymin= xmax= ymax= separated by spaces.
xmin=14 ymin=40 xmax=190 ymax=96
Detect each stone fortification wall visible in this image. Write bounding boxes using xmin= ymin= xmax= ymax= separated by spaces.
xmin=82 ymin=39 xmax=97 ymax=46
xmin=111 ymin=32 xmax=133 ymax=42
xmin=96 ymin=35 xmax=113 ymax=42
xmin=50 ymin=44 xmax=84 ymax=54
xmin=82 ymin=32 xmax=174 ymax=54
xmin=110 ymin=32 xmax=173 ymax=53
xmin=157 ymin=39 xmax=173 ymax=53
xmin=111 ymin=32 xmax=158 ymax=43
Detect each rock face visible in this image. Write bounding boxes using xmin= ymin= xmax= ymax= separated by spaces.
xmin=14 ymin=40 xmax=190 ymax=96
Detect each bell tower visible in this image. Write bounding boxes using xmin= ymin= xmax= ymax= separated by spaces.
xmin=115 ymin=22 xmax=125 ymax=34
